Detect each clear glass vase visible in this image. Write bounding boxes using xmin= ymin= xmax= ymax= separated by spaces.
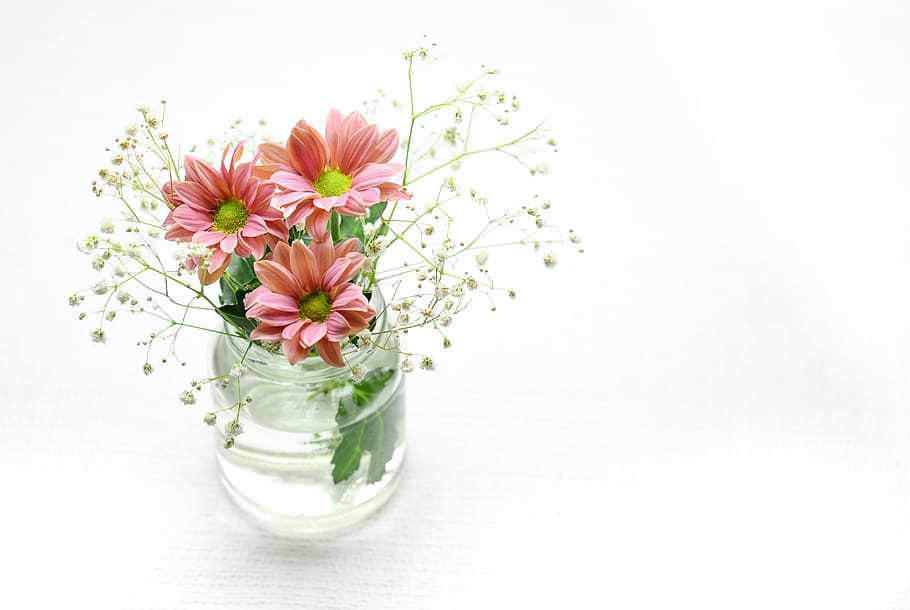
xmin=209 ymin=291 xmax=406 ymax=537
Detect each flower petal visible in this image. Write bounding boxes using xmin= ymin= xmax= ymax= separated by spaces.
xmin=289 ymin=240 xmax=320 ymax=290
xmin=172 ymin=205 xmax=213 ymax=232
xmin=315 ymin=338 xmax=344 ymax=368
xmin=301 ymin=321 xmax=327 ymax=345
xmin=254 ymin=260 xmax=303 ymax=296
xmin=351 ymin=163 xmax=404 ymax=190
xmin=287 ymin=121 xmax=329 ymax=180
xmin=326 ymin=311 xmax=353 ymax=342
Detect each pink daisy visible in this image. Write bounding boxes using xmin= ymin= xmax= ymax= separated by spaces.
xmin=162 ymin=144 xmax=289 ymax=285
xmin=244 ymin=238 xmax=376 ymax=367
xmin=254 ymin=109 xmax=410 ymax=241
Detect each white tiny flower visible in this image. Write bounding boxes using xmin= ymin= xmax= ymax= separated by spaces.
xmin=204 ymin=413 xmax=217 ymax=426
xmin=420 ymin=357 xmax=436 ymax=371
xmin=465 ymin=277 xmax=479 ymax=290
xmin=451 ymin=283 xmax=465 ymax=297
xmin=230 ymin=363 xmax=246 ymax=377
xmin=365 ymin=236 xmax=387 ymax=257
xmin=438 ymin=311 xmax=453 ymax=327
xmin=400 ymin=359 xmax=415 ymax=373
xmin=543 ymin=252 xmax=557 ymax=268
xmin=351 ymin=365 xmax=368 ymax=382
xmin=116 ymin=291 xmax=130 ymax=305
xmin=225 ymin=421 xmax=243 ymax=436
xmin=363 ymin=221 xmax=381 ymax=239
xmin=179 ymin=391 xmax=196 ymax=405
xmin=188 ymin=242 xmax=210 ymax=258
xmin=105 ymin=311 xmax=116 ymax=321
xmin=113 ymin=265 xmax=127 ymax=278
xmin=90 ymin=328 xmax=106 ymax=343
xmin=68 ymin=294 xmax=84 ymax=307
xmin=77 ymin=236 xmax=98 ymax=253
xmin=475 ymin=251 xmax=489 ymax=266
xmin=569 ymin=233 xmax=582 ymax=244
xmin=147 ymin=227 xmax=161 ymax=239
xmin=100 ymin=218 xmax=115 ymax=234
xmin=356 ymin=329 xmax=372 ymax=350
xmin=91 ymin=256 xmax=105 ymax=271
xmin=122 ymin=242 xmax=142 ymax=257
xmin=92 ymin=280 xmax=110 ymax=295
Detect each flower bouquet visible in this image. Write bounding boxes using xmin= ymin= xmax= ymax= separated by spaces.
xmin=72 ymin=46 xmax=581 ymax=535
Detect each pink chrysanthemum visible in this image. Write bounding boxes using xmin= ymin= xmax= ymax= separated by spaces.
xmin=254 ymin=109 xmax=410 ymax=240
xmin=162 ymin=144 xmax=289 ymax=285
xmin=245 ymin=238 xmax=376 ymax=367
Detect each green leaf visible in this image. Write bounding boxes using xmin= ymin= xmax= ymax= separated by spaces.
xmin=216 ymin=301 xmax=257 ymax=336
xmin=226 ymin=254 xmax=257 ymax=286
xmin=331 ymin=421 xmax=366 ymax=484
xmin=365 ymin=403 xmax=400 ymax=483
xmin=336 ymin=201 xmax=388 ymax=244
xmin=330 ymin=368 xmax=400 ymax=484
xmin=352 ymin=369 xmax=394 ymax=407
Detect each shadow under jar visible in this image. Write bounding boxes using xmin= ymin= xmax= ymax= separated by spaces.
xmin=209 ymin=290 xmax=406 ymax=537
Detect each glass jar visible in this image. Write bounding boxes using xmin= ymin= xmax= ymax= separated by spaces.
xmin=209 ymin=291 xmax=406 ymax=537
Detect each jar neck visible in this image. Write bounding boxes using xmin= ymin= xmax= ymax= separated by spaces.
xmin=221 ymin=287 xmax=392 ymax=382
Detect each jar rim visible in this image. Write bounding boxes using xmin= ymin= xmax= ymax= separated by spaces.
xmin=217 ymin=287 xmax=392 ymax=382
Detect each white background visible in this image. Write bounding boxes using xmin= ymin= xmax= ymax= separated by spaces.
xmin=3 ymin=0 xmax=910 ymax=608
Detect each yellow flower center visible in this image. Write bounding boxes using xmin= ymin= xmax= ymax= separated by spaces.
xmin=313 ymin=169 xmax=352 ymax=198
xmin=212 ymin=198 xmax=249 ymax=234
xmin=299 ymin=290 xmax=332 ymax=323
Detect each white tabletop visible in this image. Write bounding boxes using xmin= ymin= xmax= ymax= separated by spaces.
xmin=3 ymin=1 xmax=910 ymax=608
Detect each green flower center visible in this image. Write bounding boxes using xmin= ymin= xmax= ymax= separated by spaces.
xmin=313 ymin=169 xmax=352 ymax=198
xmin=212 ymin=198 xmax=249 ymax=234
xmin=299 ymin=290 xmax=332 ymax=323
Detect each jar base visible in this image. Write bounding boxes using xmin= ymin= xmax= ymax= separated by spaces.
xmin=217 ymin=448 xmax=406 ymax=538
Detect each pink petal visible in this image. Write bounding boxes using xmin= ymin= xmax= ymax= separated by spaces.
xmin=192 ymin=231 xmax=224 ymax=247
xmin=311 ymin=233 xmax=336 ymax=272
xmin=251 ymin=323 xmax=286 ymax=341
xmin=300 ymin=321 xmax=327 ymax=345
xmin=273 ymin=241 xmax=293 ymax=263
xmin=241 ymin=215 xmax=268 ymax=237
xmin=351 ymin=163 xmax=404 ymax=190
xmin=326 ymin=311 xmax=353 ymax=342
xmin=219 ymin=233 xmax=238 ymax=253
xmin=287 ymin=121 xmax=329 ymax=180
xmin=172 ymin=205 xmax=213 ymax=232
xmin=289 ymin=240 xmax=320 ymax=290
xmin=334 ymin=238 xmax=361 ymax=258
xmin=315 ymin=338 xmax=345 ymax=368
xmin=258 ymin=142 xmax=289 ymax=166
xmin=373 ymin=129 xmax=399 ymax=164
xmin=322 ymin=255 xmax=365 ymax=289
xmin=281 ymin=319 xmax=304 ymax=340
xmin=339 ymin=124 xmax=379 ymax=172
xmin=252 ymin=291 xmax=299 ymax=313
xmin=282 ymin=335 xmax=309 ymax=365
xmin=254 ymin=260 xmax=303 ymax=296
xmin=305 ymin=209 xmax=331 ymax=242
xmin=312 ymin=194 xmax=342 ymax=212
xmin=174 ymin=182 xmax=217 ymax=211
xmin=271 ymin=171 xmax=317 ymax=193
xmin=184 ymin=155 xmax=229 ymax=200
